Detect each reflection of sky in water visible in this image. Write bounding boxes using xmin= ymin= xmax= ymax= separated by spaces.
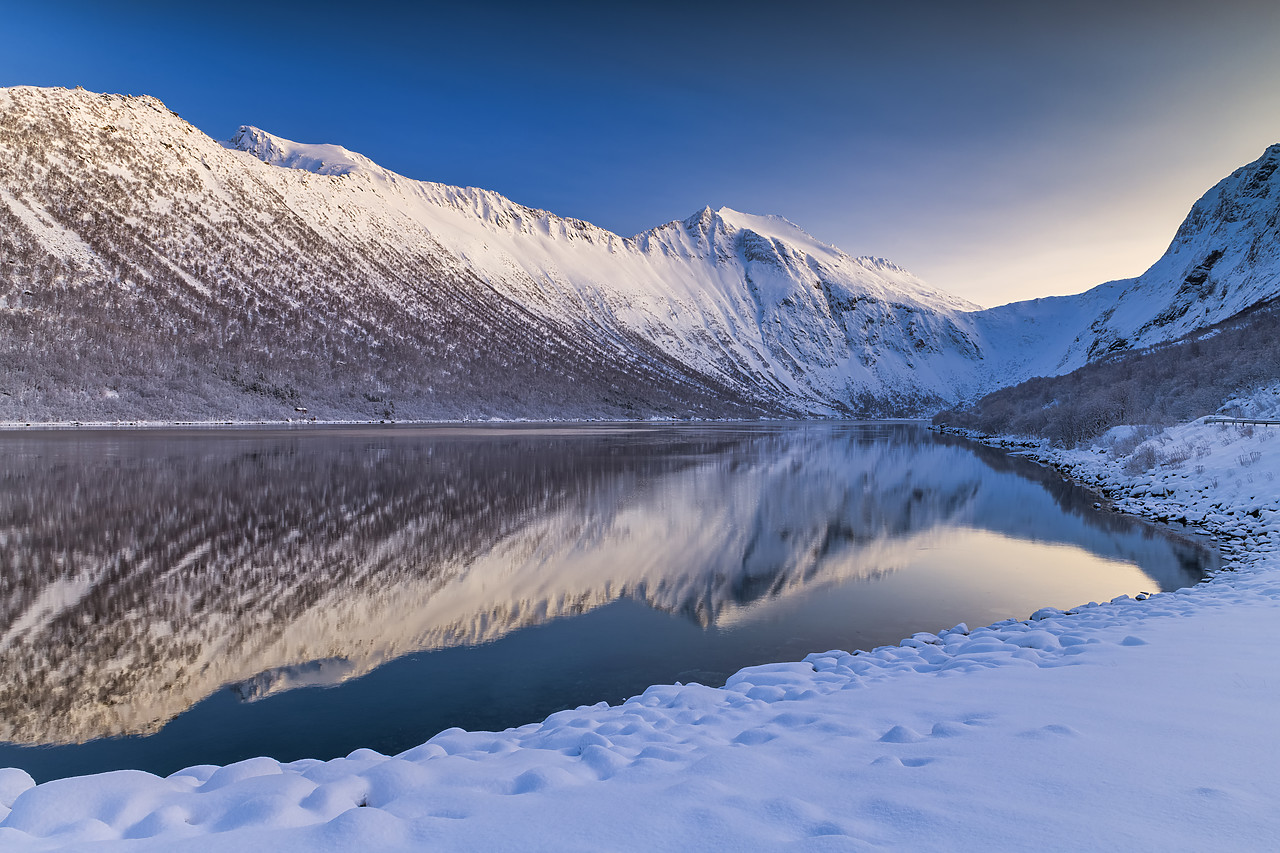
xmin=723 ymin=528 xmax=1184 ymax=653
xmin=0 ymin=423 xmax=1212 ymax=781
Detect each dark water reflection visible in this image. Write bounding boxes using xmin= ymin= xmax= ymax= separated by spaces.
xmin=0 ymin=423 xmax=1212 ymax=781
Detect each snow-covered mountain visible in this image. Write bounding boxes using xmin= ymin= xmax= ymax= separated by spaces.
xmin=215 ymin=121 xmax=990 ymax=414
xmin=0 ymin=85 xmax=1277 ymax=421
xmin=969 ymin=142 xmax=1280 ymax=379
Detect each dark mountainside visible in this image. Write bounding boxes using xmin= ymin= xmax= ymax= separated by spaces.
xmin=933 ymin=300 xmax=1280 ymax=446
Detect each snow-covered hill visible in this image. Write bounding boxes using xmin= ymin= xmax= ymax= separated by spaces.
xmin=0 ymin=85 xmax=1277 ymax=421
xmin=970 ymin=143 xmax=1280 ymax=379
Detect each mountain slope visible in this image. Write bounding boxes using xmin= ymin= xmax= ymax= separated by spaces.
xmin=0 ymin=87 xmax=994 ymax=421
xmin=219 ymin=123 xmax=993 ymax=413
xmin=0 ymin=88 xmax=768 ymax=422
xmin=0 ymin=85 xmax=1277 ymax=421
xmin=935 ymin=300 xmax=1280 ymax=446
xmin=970 ymin=143 xmax=1280 ymax=380
xmin=212 ymin=127 xmax=1280 ymax=404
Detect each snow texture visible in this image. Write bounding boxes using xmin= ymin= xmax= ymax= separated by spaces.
xmin=0 ymin=401 xmax=1278 ymax=849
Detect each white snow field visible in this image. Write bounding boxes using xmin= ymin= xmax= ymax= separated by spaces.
xmin=0 ymin=402 xmax=1278 ymax=850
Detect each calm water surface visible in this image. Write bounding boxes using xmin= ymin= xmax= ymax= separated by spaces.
xmin=0 ymin=422 xmax=1213 ymax=781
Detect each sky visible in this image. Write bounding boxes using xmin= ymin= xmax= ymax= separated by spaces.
xmin=3 ymin=0 xmax=1279 ymax=307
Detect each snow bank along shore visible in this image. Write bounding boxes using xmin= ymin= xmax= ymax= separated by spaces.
xmin=0 ymin=407 xmax=1278 ymax=850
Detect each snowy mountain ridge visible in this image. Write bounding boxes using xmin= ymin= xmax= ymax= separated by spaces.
xmin=225 ymin=123 xmax=925 ymax=282
xmin=218 ymin=121 xmax=989 ymax=412
xmin=0 ymin=85 xmax=1278 ymax=421
xmin=969 ymin=142 xmax=1280 ymax=380
xmin=224 ymin=126 xmax=381 ymax=177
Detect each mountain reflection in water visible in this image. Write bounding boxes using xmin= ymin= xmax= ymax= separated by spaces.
xmin=0 ymin=423 xmax=1211 ymax=763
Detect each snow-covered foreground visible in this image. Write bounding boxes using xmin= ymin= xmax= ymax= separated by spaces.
xmin=1 ymin=413 xmax=1278 ymax=850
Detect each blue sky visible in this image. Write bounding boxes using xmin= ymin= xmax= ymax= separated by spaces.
xmin=4 ymin=0 xmax=1279 ymax=306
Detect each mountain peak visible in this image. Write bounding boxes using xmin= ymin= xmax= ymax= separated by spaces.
xmin=682 ymin=205 xmax=717 ymax=229
xmin=678 ymin=205 xmax=849 ymax=265
xmin=225 ymin=126 xmax=377 ymax=177
xmin=712 ymin=207 xmax=811 ymax=239
xmin=682 ymin=205 xmax=813 ymax=239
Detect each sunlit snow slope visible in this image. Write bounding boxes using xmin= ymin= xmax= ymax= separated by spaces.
xmin=0 ymin=86 xmax=1277 ymax=421
xmin=219 ymin=124 xmax=991 ymax=414
xmin=970 ymin=143 xmax=1280 ymax=379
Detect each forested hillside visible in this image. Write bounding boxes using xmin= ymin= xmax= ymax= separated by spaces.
xmin=933 ymin=301 xmax=1280 ymax=446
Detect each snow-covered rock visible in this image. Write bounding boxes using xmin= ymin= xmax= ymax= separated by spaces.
xmin=223 ymin=126 xmax=381 ymax=178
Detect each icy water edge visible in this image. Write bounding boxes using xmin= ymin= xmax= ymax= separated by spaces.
xmin=0 ymin=422 xmax=1213 ymax=781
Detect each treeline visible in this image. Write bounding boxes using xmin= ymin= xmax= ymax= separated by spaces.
xmin=933 ymin=300 xmax=1280 ymax=446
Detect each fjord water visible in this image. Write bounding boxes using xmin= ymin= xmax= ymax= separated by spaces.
xmin=0 ymin=423 xmax=1212 ymax=782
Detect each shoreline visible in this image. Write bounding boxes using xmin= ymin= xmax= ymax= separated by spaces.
xmin=0 ymin=413 xmax=1276 ymax=849
xmin=933 ymin=421 xmax=1273 ymax=560
xmin=931 ymin=424 xmax=1230 ymax=559
xmin=0 ymin=416 xmax=934 ymax=432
